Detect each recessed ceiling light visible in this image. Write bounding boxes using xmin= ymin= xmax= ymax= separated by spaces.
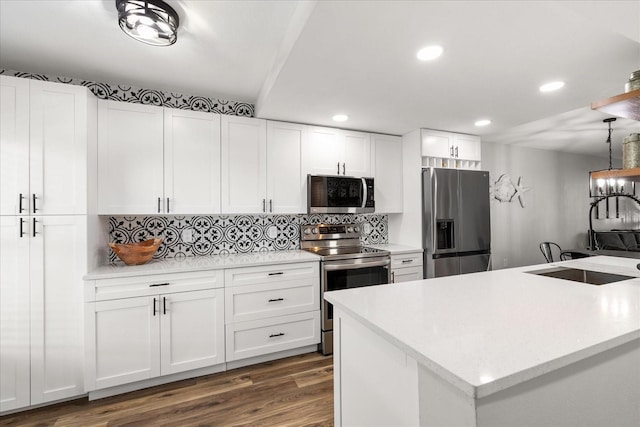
xmin=539 ymin=81 xmax=565 ymax=93
xmin=416 ymin=45 xmax=443 ymax=61
xmin=332 ymin=114 xmax=349 ymax=122
xmin=116 ymin=0 xmax=179 ymax=46
xmin=474 ymin=119 xmax=491 ymax=127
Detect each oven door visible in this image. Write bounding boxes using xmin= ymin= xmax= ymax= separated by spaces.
xmin=321 ymin=256 xmax=391 ymax=331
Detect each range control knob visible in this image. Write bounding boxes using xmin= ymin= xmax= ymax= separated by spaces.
xmin=303 ymin=228 xmax=311 ymax=235
xmin=354 ymin=226 xmax=360 ymax=233
xmin=347 ymin=227 xmax=353 ymax=233
xmin=311 ymin=227 xmax=318 ymax=234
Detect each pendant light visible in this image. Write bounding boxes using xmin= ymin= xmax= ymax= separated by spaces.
xmin=116 ymin=0 xmax=179 ymax=46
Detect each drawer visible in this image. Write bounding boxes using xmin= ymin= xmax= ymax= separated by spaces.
xmin=86 ymin=270 xmax=225 ymax=302
xmin=226 ymin=311 xmax=320 ymax=361
xmin=225 ymin=279 xmax=319 ymax=323
xmin=391 ymin=252 xmax=423 ymax=269
xmin=392 ymin=266 xmax=423 ymax=283
xmin=225 ymin=262 xmax=319 ymax=288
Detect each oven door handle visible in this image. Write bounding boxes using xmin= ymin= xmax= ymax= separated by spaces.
xmin=323 ymin=258 xmax=391 ymax=271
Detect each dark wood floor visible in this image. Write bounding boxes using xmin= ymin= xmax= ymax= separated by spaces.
xmin=0 ymin=352 xmax=334 ymax=427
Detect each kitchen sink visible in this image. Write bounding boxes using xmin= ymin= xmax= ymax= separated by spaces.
xmin=526 ymin=267 xmax=634 ymax=286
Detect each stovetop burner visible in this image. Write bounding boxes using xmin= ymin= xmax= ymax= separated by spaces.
xmin=299 ymin=223 xmax=390 ymax=261
xmin=304 ymin=245 xmax=388 ymax=257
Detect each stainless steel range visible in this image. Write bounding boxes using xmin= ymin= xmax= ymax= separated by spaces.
xmin=300 ymin=223 xmax=391 ymax=355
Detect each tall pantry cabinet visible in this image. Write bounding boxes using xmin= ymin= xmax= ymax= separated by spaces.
xmin=0 ymin=75 xmax=97 ymax=412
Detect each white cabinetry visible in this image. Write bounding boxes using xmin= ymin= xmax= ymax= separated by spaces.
xmin=85 ymin=271 xmax=225 ymax=391
xmin=266 ymin=121 xmax=306 ymax=213
xmin=1 ymin=76 xmax=89 ymax=215
xmin=371 ymin=133 xmax=403 ymax=213
xmin=221 ymin=115 xmax=267 ymax=213
xmin=0 ymin=77 xmax=92 ymax=413
xmin=391 ymin=252 xmax=423 ymax=283
xmin=224 ymin=262 xmax=320 ymax=362
xmin=98 ymin=101 xmax=221 ymax=214
xmin=421 ymin=129 xmax=481 ymax=170
xmin=303 ymin=127 xmax=371 ymax=177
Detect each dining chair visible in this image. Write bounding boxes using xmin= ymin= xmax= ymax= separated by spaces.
xmin=539 ymin=242 xmax=562 ymax=263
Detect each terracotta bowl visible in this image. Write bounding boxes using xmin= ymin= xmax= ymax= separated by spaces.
xmin=109 ymin=238 xmax=162 ymax=266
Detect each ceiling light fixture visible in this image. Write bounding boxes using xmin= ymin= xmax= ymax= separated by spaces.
xmin=539 ymin=81 xmax=565 ymax=93
xmin=116 ymin=0 xmax=179 ymax=46
xmin=474 ymin=119 xmax=491 ymax=127
xmin=416 ymin=45 xmax=443 ymax=61
xmin=332 ymin=114 xmax=349 ymax=122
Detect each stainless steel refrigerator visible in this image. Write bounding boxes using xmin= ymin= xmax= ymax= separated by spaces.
xmin=422 ymin=168 xmax=491 ymax=278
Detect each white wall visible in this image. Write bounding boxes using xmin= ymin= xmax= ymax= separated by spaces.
xmin=481 ymin=142 xmax=639 ymax=268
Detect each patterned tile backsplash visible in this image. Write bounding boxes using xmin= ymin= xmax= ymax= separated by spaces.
xmin=108 ymin=214 xmax=388 ymax=262
xmin=1 ymin=69 xmax=254 ymax=116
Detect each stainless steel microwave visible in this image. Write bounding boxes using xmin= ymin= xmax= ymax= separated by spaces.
xmin=307 ymin=175 xmax=375 ymax=214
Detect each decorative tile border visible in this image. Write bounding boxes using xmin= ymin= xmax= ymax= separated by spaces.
xmin=108 ymin=214 xmax=388 ymax=262
xmin=0 ymin=69 xmax=254 ymax=116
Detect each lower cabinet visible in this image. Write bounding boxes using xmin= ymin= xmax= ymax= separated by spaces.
xmin=85 ymin=273 xmax=225 ymax=392
xmin=391 ymin=252 xmax=424 ymax=283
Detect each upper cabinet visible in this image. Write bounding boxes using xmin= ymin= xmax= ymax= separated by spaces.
xmin=220 ymin=115 xmax=267 ymax=214
xmin=421 ymin=129 xmax=481 ymax=170
xmin=1 ymin=76 xmax=91 ymax=215
xmin=97 ymin=100 xmax=221 ymax=215
xmin=303 ymin=127 xmax=371 ymax=177
xmin=266 ymin=121 xmax=306 ymax=213
xmin=371 ymin=133 xmax=403 ymax=213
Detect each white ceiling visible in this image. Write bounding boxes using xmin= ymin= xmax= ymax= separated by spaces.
xmin=1 ymin=0 xmax=639 ymax=159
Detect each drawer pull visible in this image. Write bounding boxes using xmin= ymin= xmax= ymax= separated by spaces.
xmin=268 ymin=272 xmax=284 ymax=276
xmin=269 ymin=332 xmax=285 ymax=338
xmin=268 ymin=298 xmax=284 ymax=302
xmin=149 ymin=283 xmax=170 ymax=287
xmin=401 ymin=259 xmax=414 ymax=264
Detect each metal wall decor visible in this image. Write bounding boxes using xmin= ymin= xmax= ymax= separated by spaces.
xmin=491 ymin=173 xmax=531 ymax=208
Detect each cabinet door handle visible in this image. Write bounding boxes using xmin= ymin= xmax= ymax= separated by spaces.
xmin=268 ymin=271 xmax=284 ymax=276
xmin=153 ymin=298 xmax=157 ymax=316
xmin=32 ymin=218 xmax=38 ymax=237
xmin=402 ymin=259 xmax=413 ymax=264
xmin=19 ymin=218 xmax=26 ymax=238
xmin=337 ymin=162 xmax=340 ymax=174
xmin=269 ymin=199 xmax=273 ymax=213
xmin=391 ymin=271 xmax=395 ymax=283
xmin=268 ymin=298 xmax=284 ymax=302
xmin=450 ymin=146 xmax=454 ymax=157
xmin=157 ymin=197 xmax=161 ymax=214
xmin=149 ymin=283 xmax=170 ymax=287
xmin=19 ymin=193 xmax=26 ymax=213
xmin=166 ymin=198 xmax=170 ymax=213
xmin=163 ymin=297 xmax=167 ymax=315
xmin=455 ymin=146 xmax=459 ymax=158
xmin=262 ymin=198 xmax=266 ymax=212
xmin=32 ymin=194 xmax=38 ymax=213
xmin=269 ymin=332 xmax=285 ymax=338
xmin=342 ymin=163 xmax=345 ymax=175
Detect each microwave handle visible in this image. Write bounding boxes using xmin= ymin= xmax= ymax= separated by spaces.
xmin=361 ymin=178 xmax=367 ymax=208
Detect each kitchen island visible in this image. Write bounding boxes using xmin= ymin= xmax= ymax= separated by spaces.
xmin=325 ymin=256 xmax=640 ymax=426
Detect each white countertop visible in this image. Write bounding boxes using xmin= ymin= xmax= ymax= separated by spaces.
xmin=367 ymin=243 xmax=422 ymax=255
xmin=324 ymin=256 xmax=640 ymax=399
xmin=85 ymin=250 xmax=320 ymax=280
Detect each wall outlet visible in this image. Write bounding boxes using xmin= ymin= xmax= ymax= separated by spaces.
xmin=503 ymin=257 xmax=508 ymax=268
xmin=181 ymin=228 xmax=194 ymax=243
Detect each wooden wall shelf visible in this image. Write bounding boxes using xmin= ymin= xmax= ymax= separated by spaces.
xmin=591 ymin=89 xmax=640 ymax=121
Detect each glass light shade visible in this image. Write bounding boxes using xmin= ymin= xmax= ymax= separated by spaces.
xmin=116 ymin=0 xmax=179 ymax=46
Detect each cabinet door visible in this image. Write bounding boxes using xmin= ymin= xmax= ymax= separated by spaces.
xmin=266 ymin=121 xmax=305 ymax=213
xmin=372 ymin=134 xmax=403 ymax=213
xmin=221 ymin=115 xmax=267 ymax=213
xmin=30 ymin=81 xmax=88 ymax=215
xmin=98 ymin=100 xmax=164 ymax=214
xmin=0 ymin=76 xmax=30 ymax=216
xmin=30 ymin=215 xmax=85 ymax=404
xmin=421 ymin=129 xmax=453 ymax=158
xmin=343 ymin=130 xmax=371 ymax=176
xmin=164 ymin=109 xmax=221 ymax=214
xmin=0 ymin=217 xmax=30 ymax=412
xmin=453 ymin=134 xmax=481 ymax=161
xmin=86 ymin=296 xmax=160 ymax=391
xmin=160 ymin=289 xmax=225 ymax=375
xmin=304 ymin=127 xmax=344 ymax=176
